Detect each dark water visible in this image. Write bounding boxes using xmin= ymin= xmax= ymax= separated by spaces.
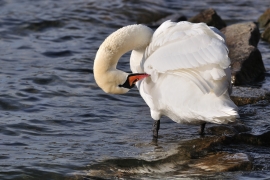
xmin=0 ymin=0 xmax=270 ymax=179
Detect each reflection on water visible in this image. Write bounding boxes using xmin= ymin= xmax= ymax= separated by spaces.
xmin=0 ymin=0 xmax=270 ymax=179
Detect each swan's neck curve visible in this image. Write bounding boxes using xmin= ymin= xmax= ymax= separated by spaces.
xmin=94 ymin=24 xmax=153 ymax=94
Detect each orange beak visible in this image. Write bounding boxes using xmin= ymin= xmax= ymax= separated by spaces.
xmin=128 ymin=73 xmax=150 ymax=86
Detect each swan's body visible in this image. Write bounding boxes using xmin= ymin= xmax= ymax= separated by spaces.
xmin=94 ymin=21 xmax=239 ymax=137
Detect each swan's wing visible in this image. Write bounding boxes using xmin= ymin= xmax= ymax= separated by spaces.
xmin=143 ymin=21 xmax=231 ymax=96
xmin=144 ymin=21 xmax=229 ymax=69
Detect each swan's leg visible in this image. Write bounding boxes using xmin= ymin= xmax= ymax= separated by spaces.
xmin=199 ymin=122 xmax=206 ymax=135
xmin=152 ymin=120 xmax=160 ymax=138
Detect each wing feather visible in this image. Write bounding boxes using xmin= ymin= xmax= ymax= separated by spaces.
xmin=142 ymin=21 xmax=231 ymax=96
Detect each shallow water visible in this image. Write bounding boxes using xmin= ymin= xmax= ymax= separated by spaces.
xmin=0 ymin=0 xmax=270 ymax=179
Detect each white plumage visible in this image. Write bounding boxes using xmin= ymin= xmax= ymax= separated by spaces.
xmin=94 ymin=20 xmax=239 ymax=137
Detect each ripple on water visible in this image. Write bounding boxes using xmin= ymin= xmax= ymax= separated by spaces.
xmin=7 ymin=122 xmax=50 ymax=134
xmin=24 ymin=20 xmax=65 ymax=32
xmin=41 ymin=50 xmax=74 ymax=58
xmin=0 ymin=126 xmax=20 ymax=136
xmin=0 ymin=98 xmax=31 ymax=111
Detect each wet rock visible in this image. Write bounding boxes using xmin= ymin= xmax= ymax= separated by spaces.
xmin=190 ymin=152 xmax=252 ymax=172
xmin=234 ymin=131 xmax=270 ymax=146
xmin=207 ymin=125 xmax=239 ymax=136
xmin=261 ymin=24 xmax=270 ymax=42
xmin=181 ymin=136 xmax=226 ymax=158
xmin=188 ymin=8 xmax=226 ymax=29
xmin=221 ymin=22 xmax=265 ymax=85
xmin=258 ymin=8 xmax=270 ymax=28
xmin=207 ymin=123 xmax=251 ymax=136
xmin=230 ymin=86 xmax=270 ymax=106
xmin=232 ymin=124 xmax=252 ymax=133
xmin=149 ymin=13 xmax=187 ymax=28
xmin=87 ymin=136 xmax=254 ymax=179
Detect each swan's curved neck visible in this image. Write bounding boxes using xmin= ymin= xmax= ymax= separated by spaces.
xmin=94 ymin=24 xmax=153 ymax=94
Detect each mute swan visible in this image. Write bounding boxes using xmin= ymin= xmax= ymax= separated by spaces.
xmin=94 ymin=21 xmax=239 ymax=138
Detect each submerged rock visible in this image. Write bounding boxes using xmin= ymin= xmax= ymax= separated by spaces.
xmin=233 ymin=131 xmax=270 ymax=146
xmin=207 ymin=123 xmax=251 ymax=137
xmin=221 ymin=22 xmax=266 ymax=85
xmin=258 ymin=8 xmax=270 ymax=28
xmin=207 ymin=125 xmax=240 ymax=136
xmin=188 ymin=8 xmax=226 ymax=29
xmin=232 ymin=124 xmax=252 ymax=133
xmin=230 ymin=86 xmax=270 ymax=106
xmin=190 ymin=152 xmax=252 ymax=172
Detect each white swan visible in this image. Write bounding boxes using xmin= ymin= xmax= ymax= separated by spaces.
xmin=94 ymin=21 xmax=239 ymax=138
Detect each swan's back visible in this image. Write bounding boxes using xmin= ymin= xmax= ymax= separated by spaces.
xmin=132 ymin=21 xmax=239 ymax=124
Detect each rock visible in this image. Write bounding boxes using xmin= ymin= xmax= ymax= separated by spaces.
xmin=207 ymin=125 xmax=238 ymax=136
xmin=221 ymin=22 xmax=261 ymax=47
xmin=87 ymin=136 xmax=252 ymax=179
xmin=220 ymin=22 xmax=266 ymax=85
xmin=149 ymin=13 xmax=187 ymax=28
xmin=190 ymin=152 xmax=252 ymax=172
xmin=232 ymin=124 xmax=252 ymax=133
xmin=234 ymin=131 xmax=270 ymax=146
xmin=207 ymin=123 xmax=251 ymax=136
xmin=182 ymin=136 xmax=226 ymax=158
xmin=258 ymin=8 xmax=270 ymax=28
xmin=258 ymin=9 xmax=270 ymax=42
xmin=261 ymin=24 xmax=270 ymax=42
xmin=230 ymin=86 xmax=270 ymax=106
xmin=188 ymin=8 xmax=226 ymax=29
